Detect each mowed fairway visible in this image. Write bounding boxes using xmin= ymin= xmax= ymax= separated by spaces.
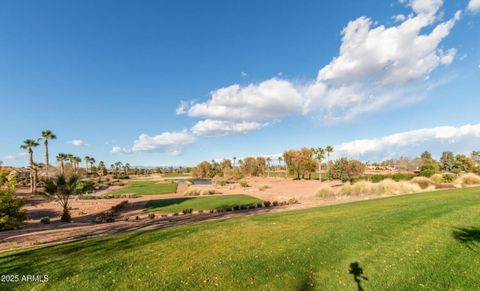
xmin=144 ymin=194 xmax=262 ymax=213
xmin=1 ymin=187 xmax=480 ymax=290
xmin=108 ymin=180 xmax=178 ymax=195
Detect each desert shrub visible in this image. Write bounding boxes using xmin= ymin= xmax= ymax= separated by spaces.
xmin=225 ymin=207 xmax=233 ymax=212
xmin=184 ymin=181 xmax=193 ymax=187
xmin=215 ymin=179 xmax=227 ymax=186
xmin=173 ymin=212 xmax=179 ymax=216
xmin=429 ymin=174 xmax=444 ymax=184
xmin=442 ymin=172 xmax=456 ymax=183
xmin=328 ymin=158 xmax=366 ymax=182
xmin=352 ymin=173 xmax=416 ymax=183
xmin=94 ymin=216 xmax=104 ymax=223
xmin=148 ymin=213 xmax=155 ymax=219
xmin=410 ymin=177 xmax=433 ymax=189
xmin=288 ymin=198 xmax=299 ymax=204
xmin=40 ymin=217 xmax=50 ymax=224
xmin=240 ymin=205 xmax=247 ymax=210
xmin=239 ymin=180 xmax=249 ymax=187
xmin=0 ymin=171 xmax=26 ymax=230
xmin=182 ymin=208 xmax=193 ymax=214
xmin=256 ymin=203 xmax=263 ymax=208
xmin=161 ymin=214 xmax=168 ymax=218
xmin=233 ymin=205 xmax=240 ymax=211
xmin=316 ymin=185 xmax=335 ymax=198
xmin=75 ymin=179 xmax=96 ymax=194
xmin=264 ymin=201 xmax=271 ymax=207
xmin=258 ymin=185 xmax=271 ymax=191
xmin=113 ymin=174 xmax=130 ymax=179
xmin=248 ymin=205 xmax=256 ymax=209
xmin=339 ymin=179 xmax=423 ymax=196
xmin=135 ymin=215 xmax=140 ymax=220
xmin=183 ymin=188 xmax=201 ymax=196
xmin=198 ymin=210 xmax=204 ymax=214
xmin=419 ymin=160 xmax=439 ymax=177
xmin=105 ymin=217 xmax=115 ymax=223
xmin=454 ymin=173 xmax=480 ymax=187
xmin=272 ymin=201 xmax=279 ymax=207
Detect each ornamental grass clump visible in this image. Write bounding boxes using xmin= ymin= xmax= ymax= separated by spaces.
xmin=454 ymin=173 xmax=480 ymax=187
xmin=410 ymin=177 xmax=433 ymax=189
xmin=315 ymin=185 xmax=335 ymax=198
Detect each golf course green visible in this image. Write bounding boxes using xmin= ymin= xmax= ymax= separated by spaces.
xmin=1 ymin=187 xmax=479 ymax=290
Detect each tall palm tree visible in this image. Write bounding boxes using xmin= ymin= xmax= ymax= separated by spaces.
xmin=41 ymin=130 xmax=56 ymax=178
xmin=44 ymin=174 xmax=79 ymax=222
xmin=124 ymin=163 xmax=130 ymax=175
xmin=233 ymin=157 xmax=237 ymax=168
xmin=313 ymin=147 xmax=325 ymax=181
xmin=266 ymin=157 xmax=272 ymax=177
xmin=56 ymin=153 xmax=68 ymax=174
xmin=89 ymin=157 xmax=96 ymax=173
xmin=20 ymin=139 xmax=40 ymax=193
xmin=325 ymin=145 xmax=334 ymax=180
xmin=75 ymin=156 xmax=82 ymax=171
xmin=84 ymin=156 xmax=91 ymax=173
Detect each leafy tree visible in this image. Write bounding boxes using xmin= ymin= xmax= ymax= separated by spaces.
xmin=41 ymin=130 xmax=56 ymax=178
xmin=453 ymin=154 xmax=474 ymax=173
xmin=440 ymin=151 xmax=455 ymax=172
xmin=420 ymin=151 xmax=433 ymax=160
xmin=43 ymin=174 xmax=79 ymax=222
xmin=328 ymin=158 xmax=365 ymax=182
xmin=0 ymin=170 xmax=26 ymax=230
xmin=419 ymin=160 xmax=439 ymax=177
xmin=20 ymin=139 xmax=40 ymax=193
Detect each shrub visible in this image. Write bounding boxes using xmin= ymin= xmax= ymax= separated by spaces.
xmin=258 ymin=185 xmax=271 ymax=191
xmin=182 ymin=208 xmax=193 ymax=214
xmin=315 ymin=185 xmax=335 ymax=198
xmin=240 ymin=205 xmax=247 ymax=210
xmin=410 ymin=177 xmax=433 ymax=189
xmin=256 ymin=203 xmax=264 ymax=208
xmin=198 ymin=210 xmax=204 ymax=214
xmin=442 ymin=172 xmax=456 ymax=183
xmin=173 ymin=212 xmax=179 ymax=216
xmin=233 ymin=205 xmax=240 ymax=211
xmin=454 ymin=173 xmax=480 ymax=187
xmin=184 ymin=181 xmax=193 ymax=187
xmin=75 ymin=179 xmax=96 ymax=194
xmin=40 ymin=217 xmax=50 ymax=224
xmin=264 ymin=201 xmax=272 ymax=207
xmin=135 ymin=215 xmax=140 ymax=220
xmin=288 ymin=198 xmax=299 ymax=204
xmin=272 ymin=201 xmax=279 ymax=207
xmin=352 ymin=173 xmax=416 ymax=183
xmin=148 ymin=213 xmax=155 ymax=219
xmin=239 ymin=180 xmax=249 ymax=187
xmin=94 ymin=216 xmax=104 ymax=223
xmin=183 ymin=188 xmax=201 ymax=196
xmin=328 ymin=158 xmax=366 ymax=182
xmin=339 ymin=179 xmax=423 ymax=196
xmin=429 ymin=174 xmax=444 ymax=184
xmin=419 ymin=160 xmax=439 ymax=177
xmin=0 ymin=171 xmax=26 ymax=230
xmin=248 ymin=205 xmax=256 ymax=209
xmin=105 ymin=217 xmax=115 ymax=223
xmin=225 ymin=207 xmax=233 ymax=212
xmin=215 ymin=179 xmax=227 ymax=186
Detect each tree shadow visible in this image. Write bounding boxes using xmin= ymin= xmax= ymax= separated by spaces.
xmin=452 ymin=227 xmax=480 ymax=251
xmin=349 ymin=262 xmax=368 ymax=291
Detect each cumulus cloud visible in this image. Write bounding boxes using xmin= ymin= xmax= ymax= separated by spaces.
xmin=112 ymin=130 xmax=195 ymax=155
xmin=335 ymin=123 xmax=480 ymax=161
xmin=69 ymin=139 xmax=87 ymax=147
xmin=179 ymin=1 xmax=460 ymax=131
xmin=468 ymin=0 xmax=480 ymax=12
xmin=191 ymin=120 xmax=264 ymax=136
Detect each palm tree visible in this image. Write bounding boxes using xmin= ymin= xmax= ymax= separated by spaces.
xmin=44 ymin=174 xmax=79 ymax=222
xmin=41 ymin=130 xmax=56 ymax=178
xmin=233 ymin=157 xmax=237 ymax=168
xmin=20 ymin=139 xmax=40 ymax=193
xmin=56 ymin=153 xmax=68 ymax=174
xmin=89 ymin=157 xmax=96 ymax=172
xmin=313 ymin=147 xmax=325 ymax=181
xmin=266 ymin=157 xmax=272 ymax=177
xmin=124 ymin=163 xmax=130 ymax=175
xmin=84 ymin=156 xmax=91 ymax=173
xmin=325 ymin=145 xmax=334 ymax=179
xmin=74 ymin=156 xmax=82 ymax=171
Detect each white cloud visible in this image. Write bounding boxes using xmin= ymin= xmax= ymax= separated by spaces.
xmin=113 ymin=130 xmax=195 ymax=155
xmin=335 ymin=123 xmax=480 ymax=161
xmin=184 ymin=78 xmax=304 ymax=122
xmin=392 ymin=14 xmax=407 ymax=22
xmin=241 ymin=71 xmax=248 ymax=77
xmin=179 ymin=1 xmax=460 ymax=131
xmin=69 ymin=139 xmax=87 ymax=147
xmin=191 ymin=120 xmax=264 ymax=136
xmin=468 ymin=0 xmax=480 ymax=12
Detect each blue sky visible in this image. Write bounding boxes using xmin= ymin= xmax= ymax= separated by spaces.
xmin=1 ymin=0 xmax=479 ymax=167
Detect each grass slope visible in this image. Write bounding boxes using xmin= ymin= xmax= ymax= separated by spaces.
xmin=144 ymin=194 xmax=262 ymax=213
xmin=108 ymin=180 xmax=178 ymax=195
xmin=2 ymin=188 xmax=480 ymax=290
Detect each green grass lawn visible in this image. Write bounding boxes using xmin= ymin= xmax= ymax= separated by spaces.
xmin=2 ymin=187 xmax=480 ymax=290
xmin=107 ymin=180 xmax=178 ymax=195
xmin=161 ymin=173 xmax=191 ymax=178
xmin=144 ymin=194 xmax=262 ymax=213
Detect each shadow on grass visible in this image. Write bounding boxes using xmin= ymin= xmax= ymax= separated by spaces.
xmin=452 ymin=227 xmax=480 ymax=251
xmin=349 ymin=262 xmax=368 ymax=291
